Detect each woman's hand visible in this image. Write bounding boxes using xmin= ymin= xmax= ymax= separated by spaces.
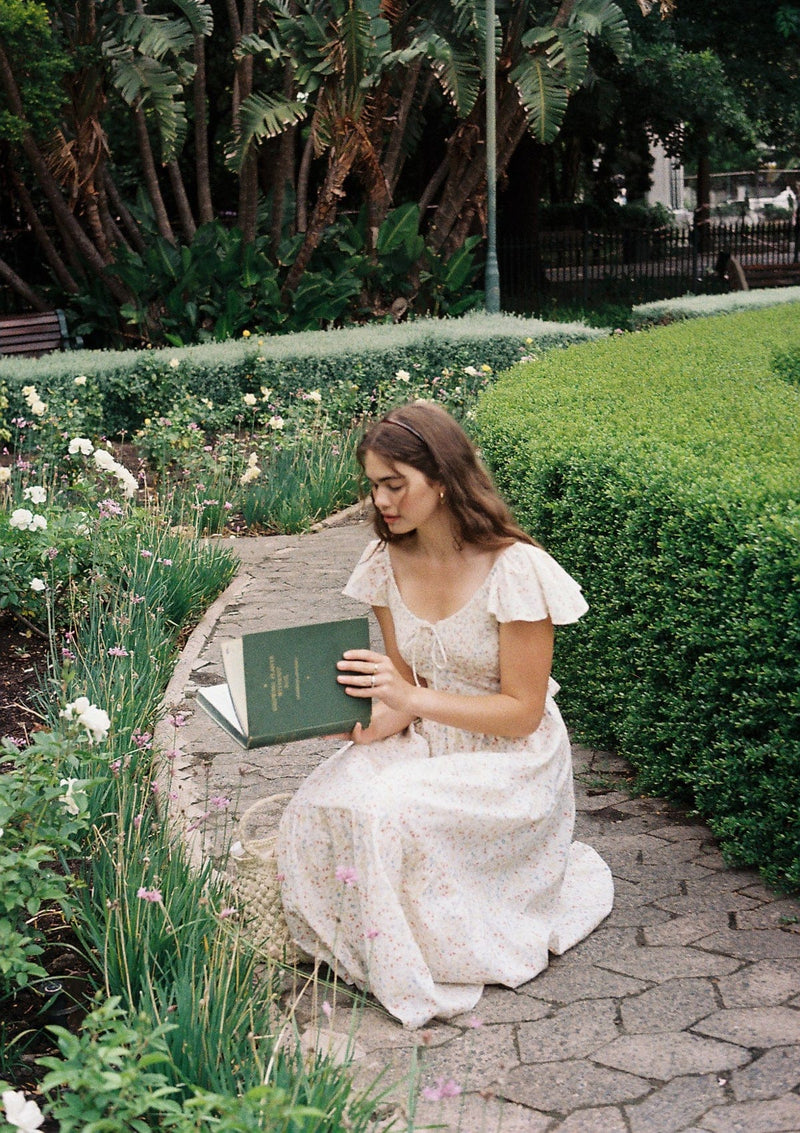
xmin=337 ymin=649 xmax=416 ymax=717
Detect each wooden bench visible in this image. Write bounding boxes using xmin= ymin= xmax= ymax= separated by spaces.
xmin=0 ymin=309 xmax=82 ymax=356
xmin=716 ymin=254 xmax=800 ymax=292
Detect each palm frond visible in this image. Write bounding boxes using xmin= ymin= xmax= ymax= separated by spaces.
xmin=573 ymin=0 xmax=631 ymax=61
xmin=510 ymin=53 xmax=570 ymax=144
xmin=423 ymin=33 xmax=481 ymax=115
xmin=169 ymin=0 xmax=214 ymax=38
xmin=228 ymin=92 xmax=309 ymax=171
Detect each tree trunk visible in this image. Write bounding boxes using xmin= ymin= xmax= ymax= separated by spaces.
xmin=694 ymin=122 xmax=711 ymax=252
xmin=0 ymin=255 xmax=52 ymax=311
xmin=103 ymin=170 xmax=146 ymax=252
xmin=0 ymin=44 xmax=131 ymax=303
xmin=234 ymin=0 xmax=257 ymax=243
xmin=193 ymin=33 xmax=214 ymax=224
xmin=296 ymin=134 xmax=314 ymax=233
xmin=10 ymin=169 xmax=80 ymax=294
xmin=133 ymin=104 xmax=176 ymax=243
xmin=168 ymin=159 xmax=197 ymax=241
xmin=270 ymin=127 xmax=297 ymax=255
xmin=282 ymin=138 xmax=359 ymax=298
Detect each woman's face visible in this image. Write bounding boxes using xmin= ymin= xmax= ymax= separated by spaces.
xmin=363 ymin=450 xmax=443 ymax=535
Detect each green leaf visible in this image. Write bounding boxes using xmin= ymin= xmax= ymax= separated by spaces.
xmin=511 ymin=54 xmax=570 ymax=143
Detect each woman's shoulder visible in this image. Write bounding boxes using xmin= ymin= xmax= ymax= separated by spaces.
xmin=488 ymin=540 xmax=589 ymax=625
xmin=343 ymin=539 xmax=391 ymax=605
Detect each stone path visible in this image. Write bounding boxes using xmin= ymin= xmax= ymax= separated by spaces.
xmin=159 ymin=516 xmax=800 ymax=1133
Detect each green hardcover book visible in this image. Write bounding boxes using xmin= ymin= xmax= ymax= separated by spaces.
xmin=195 ymin=617 xmax=372 ymax=748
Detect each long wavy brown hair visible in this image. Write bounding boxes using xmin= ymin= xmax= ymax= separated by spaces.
xmin=356 ymin=402 xmax=538 ymax=548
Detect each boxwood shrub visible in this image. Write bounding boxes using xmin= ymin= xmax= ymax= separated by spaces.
xmin=632 ymin=285 xmax=800 ymax=329
xmin=0 ymin=312 xmax=604 ymax=438
xmin=476 ymin=302 xmax=800 ymax=889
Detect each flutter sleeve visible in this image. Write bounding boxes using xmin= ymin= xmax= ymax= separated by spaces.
xmin=487 ymin=542 xmax=589 ymax=625
xmin=342 ymin=540 xmax=391 ymax=606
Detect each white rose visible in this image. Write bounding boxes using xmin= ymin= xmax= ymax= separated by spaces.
xmin=169 ymin=357 xmax=180 ymax=368
xmin=2 ymin=1090 xmax=45 ymax=1133
xmin=93 ymin=448 xmax=116 ymax=471
xmin=30 ymin=515 xmax=47 ymax=531
xmin=78 ymin=704 xmax=111 ymax=743
xmin=268 ymin=415 xmax=284 ymax=430
xmin=305 ymin=389 xmax=322 ymax=403
xmin=74 ymin=375 xmax=87 ymax=386
xmin=395 ymin=369 xmax=411 ymax=383
xmin=0 ymin=467 xmax=11 ymax=484
xmin=60 ymin=696 xmax=91 ymax=721
xmin=30 ymin=578 xmax=47 ymax=592
xmin=30 ymin=398 xmax=46 ymax=416
xmin=9 ymin=508 xmax=34 ymax=530
xmin=239 ymin=464 xmax=261 ymax=485
xmin=114 ymin=467 xmax=138 ymax=498
xmin=23 ymin=485 xmax=47 ymax=505
xmin=243 ymin=393 xmax=257 ymax=406
xmin=68 ymin=437 xmax=94 ymax=456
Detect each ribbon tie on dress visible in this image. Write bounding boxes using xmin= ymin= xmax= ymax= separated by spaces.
xmin=409 ymin=624 xmax=449 ymax=688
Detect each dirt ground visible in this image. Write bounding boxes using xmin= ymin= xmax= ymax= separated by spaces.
xmin=0 ymin=616 xmax=50 ymax=742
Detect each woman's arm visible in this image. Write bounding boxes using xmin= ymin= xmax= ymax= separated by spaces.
xmin=347 ymin=606 xmax=419 ymax=744
xmin=339 ymin=615 xmax=554 ymax=740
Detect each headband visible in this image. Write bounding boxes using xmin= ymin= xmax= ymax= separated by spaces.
xmin=383 ymin=417 xmax=427 ymax=445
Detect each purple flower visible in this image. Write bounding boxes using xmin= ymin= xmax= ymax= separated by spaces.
xmin=421 ymin=1077 xmax=462 ymax=1102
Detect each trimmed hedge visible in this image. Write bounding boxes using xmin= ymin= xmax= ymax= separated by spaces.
xmin=476 ymin=303 xmax=800 ymax=889
xmin=632 ymin=286 xmax=800 ymax=329
xmin=0 ymin=312 xmax=604 ymax=437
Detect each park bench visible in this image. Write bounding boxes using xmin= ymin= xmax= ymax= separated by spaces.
xmin=0 ymin=309 xmax=82 ymax=356
xmin=716 ymin=253 xmax=800 ymax=291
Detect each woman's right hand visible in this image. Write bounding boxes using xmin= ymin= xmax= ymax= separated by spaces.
xmin=350 ymin=701 xmax=415 ymax=745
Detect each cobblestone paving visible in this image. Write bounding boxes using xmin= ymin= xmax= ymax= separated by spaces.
xmin=159 ymin=516 xmax=800 ymax=1132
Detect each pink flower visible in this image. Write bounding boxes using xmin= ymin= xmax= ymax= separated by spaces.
xmin=218 ymin=906 xmax=237 ymax=919
xmin=365 ymin=928 xmax=380 ymax=940
xmin=130 ymin=594 xmax=145 ymax=605
xmin=140 ymin=549 xmax=153 ymax=558
xmin=167 ymin=712 xmax=187 ymax=728
xmin=137 ymin=887 xmax=163 ymax=903
xmin=133 ymin=814 xmax=143 ymax=828
xmin=108 ymin=645 xmax=129 ymax=657
xmin=421 ymin=1077 xmax=462 ymax=1102
xmin=466 ymin=1015 xmax=483 ymax=1028
xmin=335 ymin=866 xmax=358 ymax=887
xmin=321 ymin=1000 xmax=332 ymax=1018
xmin=132 ymin=730 xmax=152 ymax=749
xmin=209 ymin=796 xmax=231 ymax=809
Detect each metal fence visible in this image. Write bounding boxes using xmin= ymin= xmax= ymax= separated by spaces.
xmin=499 ymin=215 xmax=800 ymax=311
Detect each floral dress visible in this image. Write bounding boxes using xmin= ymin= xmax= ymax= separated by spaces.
xmin=277 ymin=540 xmax=614 ymax=1028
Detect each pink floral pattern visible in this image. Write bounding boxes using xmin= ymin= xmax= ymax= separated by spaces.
xmin=277 ymin=540 xmax=614 ymax=1028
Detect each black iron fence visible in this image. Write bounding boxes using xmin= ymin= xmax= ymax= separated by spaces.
xmin=499 ymin=215 xmax=800 ymax=311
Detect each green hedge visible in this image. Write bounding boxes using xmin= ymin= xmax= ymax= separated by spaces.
xmin=632 ymin=286 xmax=800 ymax=329
xmin=0 ymin=312 xmax=604 ymax=437
xmin=476 ymin=303 xmax=800 ymax=889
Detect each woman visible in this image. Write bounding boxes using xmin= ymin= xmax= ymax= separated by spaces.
xmin=277 ymin=401 xmax=613 ymax=1028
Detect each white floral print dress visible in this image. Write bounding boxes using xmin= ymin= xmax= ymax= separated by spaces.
xmin=277 ymin=540 xmax=614 ymax=1028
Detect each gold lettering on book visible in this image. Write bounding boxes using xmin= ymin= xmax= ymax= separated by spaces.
xmin=294 ymin=657 xmax=301 ymax=700
xmin=268 ymin=655 xmax=278 ymax=713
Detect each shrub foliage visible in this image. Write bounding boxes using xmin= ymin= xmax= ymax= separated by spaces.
xmin=476 ymin=303 xmax=800 ymax=889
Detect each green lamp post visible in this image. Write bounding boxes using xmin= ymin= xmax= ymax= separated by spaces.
xmin=484 ymin=0 xmax=501 ymax=313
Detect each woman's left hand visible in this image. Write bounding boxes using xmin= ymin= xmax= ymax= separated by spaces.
xmin=337 ymin=649 xmax=415 ymax=715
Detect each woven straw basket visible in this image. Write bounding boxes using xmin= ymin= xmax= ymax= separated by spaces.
xmin=230 ymin=792 xmax=303 ymax=964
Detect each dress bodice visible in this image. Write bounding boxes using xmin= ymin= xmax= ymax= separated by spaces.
xmin=343 ymin=540 xmax=588 ymax=756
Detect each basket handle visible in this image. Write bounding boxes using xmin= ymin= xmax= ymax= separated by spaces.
xmin=236 ymin=791 xmax=294 ymax=847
